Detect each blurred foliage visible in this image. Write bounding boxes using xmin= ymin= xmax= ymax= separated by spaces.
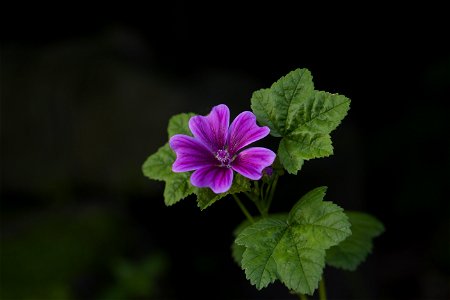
xmin=100 ymin=253 xmax=169 ymax=299
xmin=1 ymin=205 xmax=125 ymax=299
xmin=1 ymin=204 xmax=169 ymax=300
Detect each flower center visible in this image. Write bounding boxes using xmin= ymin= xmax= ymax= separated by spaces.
xmin=215 ymin=149 xmax=232 ymax=168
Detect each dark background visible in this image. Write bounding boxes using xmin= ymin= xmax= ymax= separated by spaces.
xmin=1 ymin=5 xmax=449 ymax=300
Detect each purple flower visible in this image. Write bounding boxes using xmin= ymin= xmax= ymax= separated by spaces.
xmin=169 ymin=104 xmax=276 ymax=194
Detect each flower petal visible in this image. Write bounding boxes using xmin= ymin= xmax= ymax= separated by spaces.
xmin=227 ymin=111 xmax=270 ymax=154
xmin=169 ymin=134 xmax=216 ymax=172
xmin=189 ymin=104 xmax=230 ymax=151
xmin=231 ymin=147 xmax=276 ymax=180
xmin=190 ymin=166 xmax=234 ymax=194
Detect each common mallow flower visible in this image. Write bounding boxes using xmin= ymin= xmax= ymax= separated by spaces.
xmin=169 ymin=104 xmax=276 ymax=194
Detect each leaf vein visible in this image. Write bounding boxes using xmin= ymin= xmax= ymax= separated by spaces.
xmin=295 ymin=98 xmax=350 ymax=134
xmin=283 ymin=70 xmax=306 ymax=134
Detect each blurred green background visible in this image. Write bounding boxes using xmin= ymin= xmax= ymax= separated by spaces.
xmin=1 ymin=5 xmax=449 ymax=299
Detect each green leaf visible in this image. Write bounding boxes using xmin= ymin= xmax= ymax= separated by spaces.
xmin=163 ymin=172 xmax=197 ymax=206
xmin=142 ymin=143 xmax=196 ymax=206
xmin=277 ymin=133 xmax=333 ymax=174
xmin=290 ymin=91 xmax=351 ymax=135
xmin=231 ymin=219 xmax=253 ymax=266
xmin=251 ymin=68 xmax=351 ymax=174
xmin=167 ymin=113 xmax=195 ymax=138
xmin=326 ymin=211 xmax=385 ymax=271
xmin=142 ymin=113 xmax=197 ymax=206
xmin=196 ymin=174 xmax=251 ymax=210
xmin=142 ymin=144 xmax=176 ymax=181
xmin=235 ymin=187 xmax=351 ymax=295
xmin=282 ymin=133 xmax=334 ymax=160
xmin=236 ymin=215 xmax=289 ymax=289
xmin=277 ymin=139 xmax=304 ymax=175
xmin=251 ymin=69 xmax=314 ymax=137
xmin=231 ymin=240 xmax=246 ymax=267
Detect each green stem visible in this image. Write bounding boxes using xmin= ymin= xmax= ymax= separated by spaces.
xmin=243 ymin=191 xmax=257 ymax=202
xmin=265 ymin=174 xmax=278 ymax=213
xmin=244 ymin=191 xmax=266 ymax=217
xmin=298 ymin=293 xmax=308 ymax=300
xmin=254 ymin=180 xmax=260 ymax=193
xmin=255 ymin=180 xmax=268 ymax=217
xmin=260 ymin=182 xmax=266 ymax=203
xmin=233 ymin=194 xmax=254 ymax=224
xmin=319 ymin=277 xmax=327 ymax=300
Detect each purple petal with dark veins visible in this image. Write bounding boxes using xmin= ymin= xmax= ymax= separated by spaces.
xmin=189 ymin=104 xmax=230 ymax=151
xmin=227 ymin=111 xmax=270 ymax=155
xmin=169 ymin=134 xmax=216 ymax=172
xmin=190 ymin=166 xmax=234 ymax=194
xmin=231 ymin=147 xmax=276 ymax=180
